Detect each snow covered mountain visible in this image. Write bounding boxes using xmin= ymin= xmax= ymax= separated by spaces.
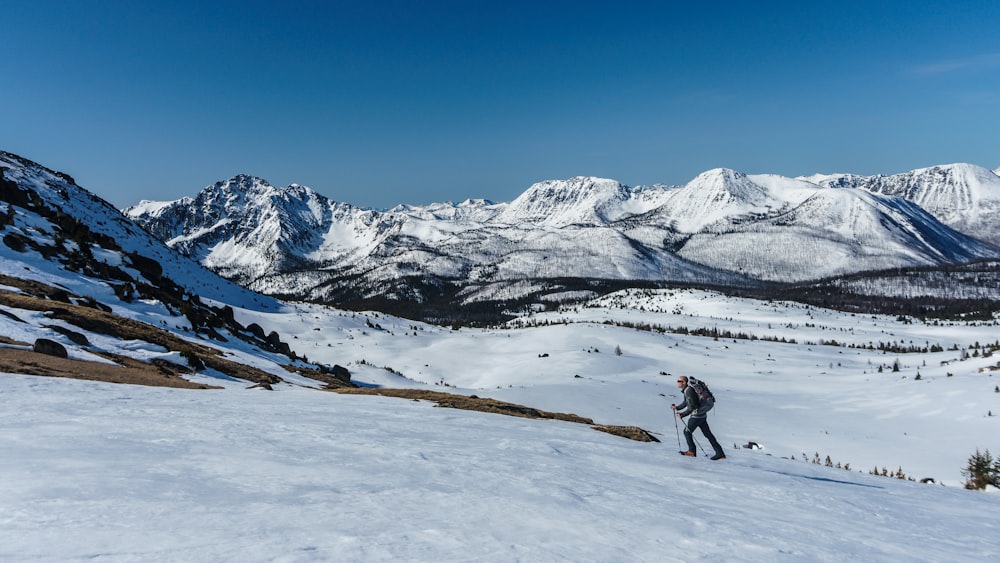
xmin=646 ymin=169 xmax=996 ymax=280
xmin=802 ymin=163 xmax=1000 ymax=245
xmin=125 ymin=174 xmax=396 ymax=284
xmin=125 ymin=164 xmax=1000 ymax=311
xmin=0 ymin=150 xmax=350 ymax=389
xmin=493 ymin=176 xmax=654 ymax=227
xmin=4 ymin=150 xmax=1000 ymax=560
xmin=126 ymin=175 xmax=751 ymax=311
xmin=0 ymin=152 xmax=274 ymax=307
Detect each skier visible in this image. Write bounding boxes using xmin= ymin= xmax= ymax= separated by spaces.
xmin=672 ymin=375 xmax=726 ymax=460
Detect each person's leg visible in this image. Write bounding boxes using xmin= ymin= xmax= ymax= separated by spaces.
xmin=698 ymin=418 xmax=725 ymax=457
xmin=682 ymin=419 xmax=697 ymax=453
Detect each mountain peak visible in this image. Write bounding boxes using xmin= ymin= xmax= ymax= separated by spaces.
xmin=802 ymin=163 xmax=1000 ymax=245
xmin=493 ymin=176 xmax=632 ymax=227
xmin=682 ymin=168 xmax=770 ymax=206
xmin=210 ymin=174 xmax=274 ymax=196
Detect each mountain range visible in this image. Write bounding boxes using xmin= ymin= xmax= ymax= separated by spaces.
xmin=124 ymin=162 xmax=1000 ymax=316
xmin=3 ymin=155 xmax=998 ymax=560
xmin=0 ymin=150 xmax=348 ymax=389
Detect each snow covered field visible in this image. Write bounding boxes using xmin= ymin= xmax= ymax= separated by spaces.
xmin=3 ymin=288 xmax=998 ymax=561
xmin=2 ymin=373 xmax=998 ymax=562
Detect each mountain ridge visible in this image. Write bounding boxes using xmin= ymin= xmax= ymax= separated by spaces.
xmin=123 ymin=161 xmax=1000 ymax=312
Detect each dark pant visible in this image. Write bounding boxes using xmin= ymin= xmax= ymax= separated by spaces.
xmin=684 ymin=416 xmax=723 ymax=456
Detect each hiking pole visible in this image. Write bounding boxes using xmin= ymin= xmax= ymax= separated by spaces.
xmin=673 ymin=411 xmax=681 ymax=449
xmin=691 ymin=432 xmax=705 ymax=453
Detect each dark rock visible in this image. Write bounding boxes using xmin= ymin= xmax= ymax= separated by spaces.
xmin=2 ymin=233 xmax=28 ymax=252
xmin=331 ymin=364 xmax=351 ymax=383
xmin=266 ymin=330 xmax=282 ymax=347
xmin=33 ymin=338 xmax=67 ymax=358
xmin=127 ymin=252 xmax=163 ymax=282
xmin=247 ymin=323 xmax=266 ymax=339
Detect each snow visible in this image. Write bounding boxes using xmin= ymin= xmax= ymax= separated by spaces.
xmin=2 ymin=365 xmax=998 ymax=561
xmin=3 ymin=275 xmax=1000 ymax=560
xmin=124 ymin=160 xmax=1000 ymax=302
xmin=3 ymin=149 xmax=1000 ymax=559
xmin=803 ymin=163 xmax=1000 ymax=245
xmin=493 ymin=176 xmax=633 ymax=227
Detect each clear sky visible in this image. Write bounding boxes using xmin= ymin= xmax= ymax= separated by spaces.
xmin=3 ymin=1 xmax=999 ymax=209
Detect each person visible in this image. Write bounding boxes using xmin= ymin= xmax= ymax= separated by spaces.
xmin=672 ymin=375 xmax=726 ymax=460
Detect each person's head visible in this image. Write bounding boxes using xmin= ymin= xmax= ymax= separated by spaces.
xmin=676 ymin=375 xmax=688 ymax=389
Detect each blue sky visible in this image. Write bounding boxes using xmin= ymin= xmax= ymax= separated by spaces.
xmin=3 ymin=1 xmax=999 ymax=209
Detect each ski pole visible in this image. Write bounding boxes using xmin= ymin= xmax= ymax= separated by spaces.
xmin=673 ymin=410 xmax=681 ymax=449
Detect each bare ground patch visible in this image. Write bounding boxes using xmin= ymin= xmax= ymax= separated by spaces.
xmin=0 ymin=347 xmax=217 ymax=389
xmin=331 ymin=387 xmax=660 ymax=442
xmin=0 ymin=282 xmax=282 ymax=385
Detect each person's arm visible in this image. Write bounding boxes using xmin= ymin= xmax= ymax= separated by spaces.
xmin=675 ymin=387 xmax=697 ymax=417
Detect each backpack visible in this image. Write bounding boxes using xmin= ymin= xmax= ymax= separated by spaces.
xmin=688 ymin=377 xmax=715 ymax=411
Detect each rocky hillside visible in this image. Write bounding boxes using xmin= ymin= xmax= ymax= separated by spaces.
xmin=0 ymin=151 xmax=353 ymax=390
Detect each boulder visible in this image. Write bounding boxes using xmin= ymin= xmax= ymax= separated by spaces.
xmin=332 ymin=364 xmax=352 ymax=384
xmin=33 ymin=338 xmax=67 ymax=358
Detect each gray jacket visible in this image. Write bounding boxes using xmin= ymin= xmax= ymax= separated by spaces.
xmin=675 ymin=385 xmax=710 ymax=418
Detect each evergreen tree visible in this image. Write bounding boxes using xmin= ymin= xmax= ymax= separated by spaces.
xmin=962 ymin=449 xmax=1000 ymax=490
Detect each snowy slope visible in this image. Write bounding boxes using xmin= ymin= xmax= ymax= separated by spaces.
xmin=804 ymin=163 xmax=1000 ymax=245
xmin=1 ymin=151 xmax=277 ymax=311
xmin=3 ymin=150 xmax=1000 ymax=559
xmin=673 ymin=186 xmax=995 ymax=280
xmin=643 ymin=170 xmax=998 ymax=280
xmin=125 ymin=165 xmax=1000 ymax=310
xmin=649 ymin=169 xmax=807 ymax=232
xmin=126 ymin=175 xmax=395 ymax=284
xmin=492 ymin=176 xmax=639 ymax=227
xmin=4 ymin=283 xmax=1000 ymax=560
xmin=3 ymin=373 xmax=998 ymax=561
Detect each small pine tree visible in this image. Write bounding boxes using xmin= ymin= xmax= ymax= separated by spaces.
xmin=614 ymin=345 xmax=623 ymax=357
xmin=962 ymin=449 xmax=1000 ymax=490
xmin=892 ymin=359 xmax=900 ymax=372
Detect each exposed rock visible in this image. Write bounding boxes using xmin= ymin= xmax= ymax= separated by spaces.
xmin=246 ymin=323 xmax=266 ymax=339
xmin=331 ymin=364 xmax=351 ymax=383
xmin=33 ymin=338 xmax=68 ymax=358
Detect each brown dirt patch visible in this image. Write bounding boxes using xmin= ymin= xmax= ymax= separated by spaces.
xmin=332 ymin=387 xmax=660 ymax=442
xmin=592 ymin=425 xmax=660 ymax=442
xmin=0 ymin=282 xmax=281 ymax=385
xmin=333 ymin=387 xmax=592 ymax=424
xmin=0 ymin=347 xmax=218 ymax=389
